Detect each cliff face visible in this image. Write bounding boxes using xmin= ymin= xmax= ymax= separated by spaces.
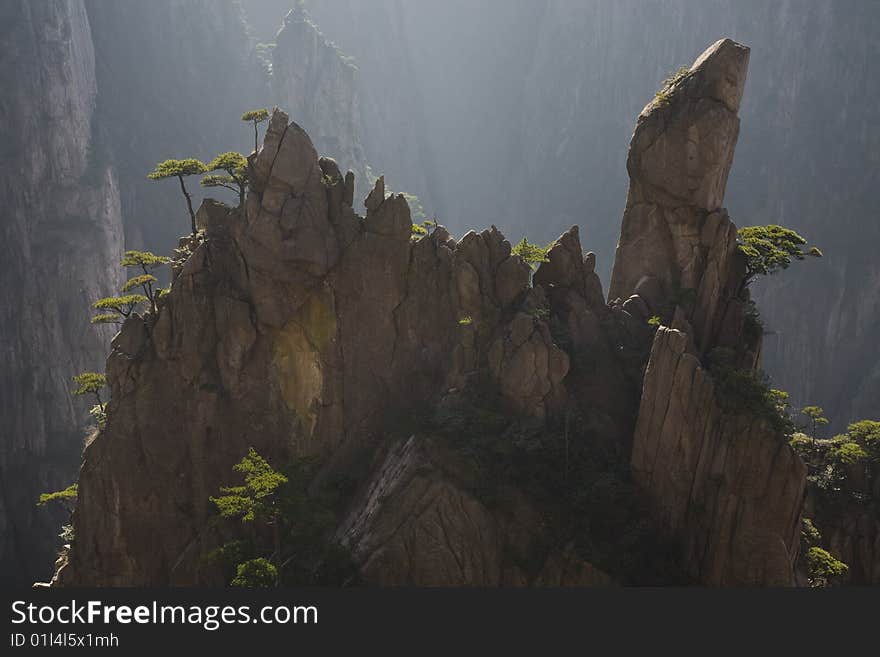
xmin=0 ymin=0 xmax=123 ymax=583
xmin=55 ymin=39 xmax=807 ymax=587
xmin=270 ymin=7 xmax=368 ymax=204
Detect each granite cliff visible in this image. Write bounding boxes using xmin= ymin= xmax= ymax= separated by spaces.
xmin=0 ymin=0 xmax=123 ymax=584
xmin=52 ymin=39 xmax=810 ymax=587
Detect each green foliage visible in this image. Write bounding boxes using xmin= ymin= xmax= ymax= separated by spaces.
xmin=122 ymin=274 xmax=158 ymax=293
xmin=241 ymin=109 xmax=269 ymax=123
xmin=410 ymin=222 xmax=428 ymax=241
xmin=148 ymin=159 xmax=206 ymax=235
xmin=92 ymin=294 xmax=148 ymax=319
xmin=458 ymin=315 xmax=473 ymax=326
xmin=37 ymin=484 xmax=78 ymax=507
xmin=93 ymin=251 xmax=167 ymax=321
xmin=654 ymin=66 xmax=690 ymax=105
xmin=796 ymin=417 xmax=880 ymax=503
xmin=512 ymin=238 xmax=550 ymax=270
xmin=203 ymin=152 xmax=249 ymax=208
xmin=208 ymin=449 xmax=357 ymax=587
xmin=206 ymin=151 xmax=247 ymax=173
xmin=707 ymin=348 xmax=794 ymax=435
xmin=737 ymin=225 xmax=822 ymax=286
xmin=647 ymin=315 xmax=661 ymax=327
xmin=73 ymin=372 xmax=107 ymax=427
xmin=807 ymin=547 xmax=848 ymax=587
xmin=846 ymin=419 xmax=880 ymax=449
xmin=230 ymin=557 xmax=277 ymax=588
xmin=828 ymin=440 xmax=868 ymax=465
xmin=210 ymin=448 xmax=288 ymax=523
xmin=801 ymin=518 xmax=821 ymax=547
xmin=147 ymin=158 xmax=207 ymax=180
xmin=242 ymin=108 xmax=270 ymax=151
xmin=72 ymin=372 xmax=106 ymax=397
xmin=201 ymin=174 xmax=238 ymax=191
xmin=90 ymin=313 xmax=120 ymax=325
xmin=121 ymin=250 xmax=170 ymax=269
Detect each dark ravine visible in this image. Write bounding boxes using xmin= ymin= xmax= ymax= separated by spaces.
xmin=0 ymin=0 xmax=372 ymax=584
xmin=52 ymin=39 xmax=809 ymax=586
xmin=0 ymin=0 xmax=123 ymax=584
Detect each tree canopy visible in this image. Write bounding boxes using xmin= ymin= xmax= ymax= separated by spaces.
xmin=72 ymin=372 xmax=106 ymax=397
xmin=242 ymin=108 xmax=270 ymax=151
xmin=203 ymin=152 xmax=249 ymax=208
xmin=241 ymin=109 xmax=269 ymax=123
xmin=206 ymin=151 xmax=247 ymax=173
xmin=211 ymin=448 xmax=288 ymax=523
xmin=737 ymin=225 xmax=822 ymax=286
xmin=121 ymin=250 xmax=170 ymax=269
xmin=37 ymin=483 xmax=78 ymax=508
xmin=92 ymin=294 xmax=148 ymax=318
xmin=148 ymin=159 xmax=207 ymax=235
xmin=147 ymin=158 xmax=207 ymax=180
xmin=512 ymin=238 xmax=550 ymax=270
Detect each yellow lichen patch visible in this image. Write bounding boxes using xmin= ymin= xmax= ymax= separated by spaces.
xmin=271 ymin=292 xmax=336 ymax=441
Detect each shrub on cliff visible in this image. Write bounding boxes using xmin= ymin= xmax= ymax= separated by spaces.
xmin=72 ymin=372 xmax=107 ymax=427
xmin=737 ymin=225 xmax=822 ymax=288
xmin=706 ymin=348 xmax=794 ymax=435
xmin=208 ymin=448 xmax=357 ymax=587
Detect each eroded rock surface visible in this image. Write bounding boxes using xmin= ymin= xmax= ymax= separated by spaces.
xmin=632 ymin=328 xmax=805 ymax=585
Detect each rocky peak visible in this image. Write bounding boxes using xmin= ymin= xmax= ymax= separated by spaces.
xmin=53 ymin=40 xmax=808 ymax=588
xmin=609 ymin=38 xmax=750 ymax=355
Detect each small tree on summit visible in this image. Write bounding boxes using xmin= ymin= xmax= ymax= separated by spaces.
xmin=512 ymin=238 xmax=550 ymax=270
xmin=242 ymin=108 xmax=270 ymax=152
xmin=202 ymin=152 xmax=249 ymax=208
xmin=148 ymin=158 xmax=208 ymax=235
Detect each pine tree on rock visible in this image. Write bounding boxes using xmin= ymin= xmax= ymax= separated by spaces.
xmin=148 ymin=158 xmax=208 ymax=235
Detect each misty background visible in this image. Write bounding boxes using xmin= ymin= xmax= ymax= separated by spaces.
xmin=1 ymin=0 xmax=878 ymax=582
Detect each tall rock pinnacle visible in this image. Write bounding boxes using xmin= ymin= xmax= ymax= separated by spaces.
xmin=609 ymin=38 xmax=750 ymax=354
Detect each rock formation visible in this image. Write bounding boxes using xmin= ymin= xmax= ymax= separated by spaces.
xmin=51 ymin=39 xmax=811 ymax=587
xmin=615 ymin=39 xmax=806 ymax=585
xmin=0 ymin=0 xmax=123 ymax=584
xmin=306 ymin=0 xmax=880 ymax=433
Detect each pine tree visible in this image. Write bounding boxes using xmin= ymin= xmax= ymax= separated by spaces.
xmin=202 ymin=152 xmax=249 ymax=208
xmin=147 ymin=158 xmax=208 ymax=235
xmin=241 ymin=108 xmax=270 ymax=152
